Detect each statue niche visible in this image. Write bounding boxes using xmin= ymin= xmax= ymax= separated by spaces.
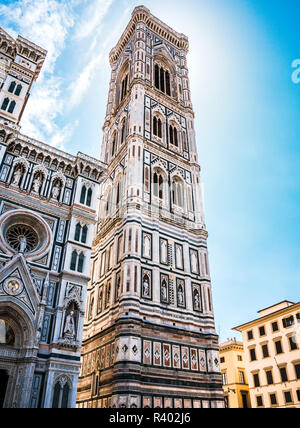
xmin=63 ymin=303 xmax=79 ymax=341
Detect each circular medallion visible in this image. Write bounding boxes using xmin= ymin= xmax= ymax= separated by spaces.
xmin=3 ymin=277 xmax=23 ymax=296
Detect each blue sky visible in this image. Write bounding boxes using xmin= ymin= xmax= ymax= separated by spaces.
xmin=0 ymin=0 xmax=299 ymax=342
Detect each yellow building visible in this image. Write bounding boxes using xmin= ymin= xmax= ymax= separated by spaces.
xmin=234 ymin=301 xmax=300 ymax=408
xmin=219 ymin=340 xmax=251 ymax=408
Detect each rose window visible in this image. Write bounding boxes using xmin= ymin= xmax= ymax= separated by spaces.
xmin=5 ymin=224 xmax=39 ymax=253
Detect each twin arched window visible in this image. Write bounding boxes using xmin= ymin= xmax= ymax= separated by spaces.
xmin=52 ymin=381 xmax=70 ymax=408
xmin=1 ymin=98 xmax=16 ymax=114
xmin=172 ymin=177 xmax=184 ymax=208
xmin=153 ymin=171 xmax=164 ymax=200
xmin=8 ymin=81 xmax=22 ymax=96
xmin=70 ymin=251 xmax=85 ymax=273
xmin=154 ymin=64 xmax=171 ymax=96
xmin=169 ymin=125 xmax=179 ymax=147
xmin=153 ymin=116 xmax=162 ymax=139
xmin=74 ymin=223 xmax=88 ymax=244
xmin=80 ymin=186 xmax=92 ymax=207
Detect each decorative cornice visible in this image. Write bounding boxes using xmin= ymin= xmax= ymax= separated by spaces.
xmin=109 ymin=6 xmax=189 ymax=65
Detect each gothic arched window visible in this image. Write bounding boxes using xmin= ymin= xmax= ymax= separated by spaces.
xmin=153 ymin=171 xmax=164 ymax=200
xmin=81 ymin=225 xmax=88 ymax=244
xmin=86 ymin=188 xmax=92 ymax=207
xmin=78 ymin=253 xmax=85 ymax=273
xmin=154 ymin=64 xmax=171 ymax=96
xmin=169 ymin=125 xmax=178 ymax=147
xmin=80 ymin=186 xmax=87 ymax=204
xmin=75 ymin=223 xmax=81 ymax=242
xmin=153 ymin=116 xmax=162 ymax=139
xmin=52 ymin=380 xmax=70 ymax=408
xmin=1 ymin=98 xmax=9 ymax=111
xmin=8 ymin=81 xmax=16 ymax=93
xmin=15 ymin=84 xmax=22 ymax=96
xmin=120 ymin=74 xmax=128 ymax=102
xmin=70 ymin=251 xmax=78 ymax=271
xmin=172 ymin=177 xmax=184 ymax=208
xmin=8 ymin=100 xmax=16 ymax=114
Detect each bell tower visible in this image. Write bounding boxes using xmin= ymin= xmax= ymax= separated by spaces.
xmin=0 ymin=27 xmax=46 ymax=127
xmin=77 ymin=6 xmax=224 ymax=409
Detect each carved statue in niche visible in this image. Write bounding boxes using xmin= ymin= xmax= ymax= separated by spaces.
xmin=32 ymin=174 xmax=42 ymax=194
xmin=177 ymin=285 xmax=184 ymax=306
xmin=12 ymin=167 xmax=22 ymax=187
xmin=51 ymin=181 xmax=61 ymax=200
xmin=161 ymin=279 xmax=168 ymax=302
xmin=194 ymin=289 xmax=200 ymax=311
xmin=63 ymin=304 xmax=78 ymax=340
xmin=64 ymin=311 xmax=75 ymax=338
xmin=143 ymin=275 xmax=150 ymax=297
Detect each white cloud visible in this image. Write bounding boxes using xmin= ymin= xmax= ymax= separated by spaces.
xmin=73 ymin=0 xmax=114 ymax=41
xmin=0 ymin=0 xmax=76 ymax=149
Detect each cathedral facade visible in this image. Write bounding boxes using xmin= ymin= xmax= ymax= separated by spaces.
xmin=0 ymin=28 xmax=105 ymax=407
xmin=77 ymin=7 xmax=224 ymax=409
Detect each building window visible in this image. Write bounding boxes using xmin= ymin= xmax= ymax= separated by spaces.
xmin=52 ymin=381 xmax=70 ymax=408
xmin=250 ymin=348 xmax=257 ymax=361
xmin=222 ymin=372 xmax=227 ymax=385
xmin=169 ymin=125 xmax=179 ymax=147
xmin=81 ymin=225 xmax=88 ymax=244
xmin=270 ymin=394 xmax=277 ymax=406
xmin=288 ymin=335 xmax=298 ymax=351
xmin=237 ymin=355 xmax=243 ymax=361
xmin=80 ymin=186 xmax=87 ymax=204
xmin=297 ymin=390 xmax=300 ymax=401
xmin=247 ymin=331 xmax=253 ymax=340
xmin=262 ymin=344 xmax=269 ymax=358
xmin=275 ymin=339 xmax=283 ymax=354
xmin=1 ymin=98 xmax=9 ymax=111
xmin=70 ymin=250 xmax=84 ymax=273
xmin=120 ymin=74 xmax=128 ymax=102
xmin=172 ymin=177 xmax=184 ymax=208
xmin=280 ymin=367 xmax=288 ymax=382
xmin=253 ymin=373 xmax=260 ymax=387
xmin=256 ymin=396 xmax=263 ymax=407
xmin=272 ymin=321 xmax=279 ymax=332
xmin=8 ymin=81 xmax=16 ymax=93
xmin=153 ymin=116 xmax=163 ymax=139
xmin=75 ymin=224 xmax=88 ymax=244
xmin=153 ymin=171 xmax=164 ymax=200
xmin=15 ymin=84 xmax=22 ymax=96
xmin=75 ymin=223 xmax=81 ymax=242
xmin=220 ymin=357 xmax=225 ymax=363
xmin=266 ymin=370 xmax=274 ymax=385
xmin=7 ymin=100 xmax=16 ymax=114
xmin=284 ymin=391 xmax=293 ymax=404
xmin=282 ymin=316 xmax=295 ymax=328
xmin=154 ymin=64 xmax=171 ymax=96
xmin=259 ymin=326 xmax=266 ymax=336
xmin=239 ymin=371 xmax=246 ymax=384
xmin=80 ymin=185 xmax=93 ymax=207
xmin=86 ymin=188 xmax=92 ymax=207
xmin=70 ymin=250 xmax=78 ymax=271
xmin=295 ymin=364 xmax=300 ymax=380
